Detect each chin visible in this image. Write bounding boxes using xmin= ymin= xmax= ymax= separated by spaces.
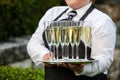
xmin=68 ymin=5 xmax=78 ymax=10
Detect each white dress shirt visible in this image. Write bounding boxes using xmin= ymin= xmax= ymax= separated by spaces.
xmin=27 ymin=2 xmax=116 ymax=77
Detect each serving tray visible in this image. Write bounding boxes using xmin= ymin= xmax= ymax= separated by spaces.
xmin=38 ymin=59 xmax=97 ymax=64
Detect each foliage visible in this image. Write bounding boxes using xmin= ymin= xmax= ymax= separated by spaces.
xmin=0 ymin=66 xmax=44 ymax=80
xmin=0 ymin=0 xmax=66 ymax=41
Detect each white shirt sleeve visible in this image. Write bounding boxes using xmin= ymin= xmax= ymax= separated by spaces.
xmin=76 ymin=18 xmax=116 ymax=77
xmin=27 ymin=8 xmax=54 ymax=66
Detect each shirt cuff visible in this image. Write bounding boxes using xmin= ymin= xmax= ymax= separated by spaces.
xmin=74 ymin=63 xmax=92 ymax=76
xmin=74 ymin=72 xmax=82 ymax=76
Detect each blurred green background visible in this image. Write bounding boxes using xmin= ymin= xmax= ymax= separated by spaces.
xmin=0 ymin=0 xmax=65 ymax=41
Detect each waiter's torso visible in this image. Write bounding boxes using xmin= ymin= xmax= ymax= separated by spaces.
xmin=42 ymin=3 xmax=108 ymax=80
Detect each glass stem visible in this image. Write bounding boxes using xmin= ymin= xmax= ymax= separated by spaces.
xmin=66 ymin=44 xmax=69 ymax=60
xmin=84 ymin=45 xmax=88 ymax=60
xmin=72 ymin=44 xmax=74 ymax=59
xmin=61 ymin=45 xmax=64 ymax=60
xmin=56 ymin=45 xmax=59 ymax=60
xmin=49 ymin=44 xmax=52 ymax=61
xmin=76 ymin=44 xmax=79 ymax=59
xmin=53 ymin=45 xmax=56 ymax=60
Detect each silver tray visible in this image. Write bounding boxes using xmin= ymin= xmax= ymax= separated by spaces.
xmin=38 ymin=59 xmax=97 ymax=64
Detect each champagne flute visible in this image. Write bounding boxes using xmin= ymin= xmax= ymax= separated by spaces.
xmin=44 ymin=21 xmax=53 ymax=61
xmin=74 ymin=21 xmax=82 ymax=60
xmin=66 ymin=21 xmax=76 ymax=60
xmin=81 ymin=21 xmax=91 ymax=60
xmin=60 ymin=21 xmax=67 ymax=61
xmin=51 ymin=21 xmax=61 ymax=60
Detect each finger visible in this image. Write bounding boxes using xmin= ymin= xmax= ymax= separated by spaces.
xmin=80 ymin=63 xmax=84 ymax=68
xmin=44 ymin=63 xmax=51 ymax=67
xmin=68 ymin=62 xmax=83 ymax=68
xmin=43 ymin=53 xmax=51 ymax=61
xmin=57 ymin=63 xmax=62 ymax=66
xmin=56 ymin=63 xmax=69 ymax=68
xmin=44 ymin=62 xmax=56 ymax=67
xmin=51 ymin=53 xmax=55 ymax=58
xmin=67 ymin=63 xmax=76 ymax=69
xmin=62 ymin=63 xmax=69 ymax=68
xmin=74 ymin=64 xmax=84 ymax=73
xmin=67 ymin=63 xmax=84 ymax=73
xmin=79 ymin=62 xmax=83 ymax=66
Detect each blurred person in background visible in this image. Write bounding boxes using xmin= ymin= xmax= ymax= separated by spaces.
xmin=27 ymin=0 xmax=116 ymax=80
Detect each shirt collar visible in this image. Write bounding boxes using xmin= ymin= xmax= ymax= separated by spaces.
xmin=66 ymin=2 xmax=92 ymax=18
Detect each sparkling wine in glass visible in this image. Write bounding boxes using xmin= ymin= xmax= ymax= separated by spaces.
xmin=51 ymin=21 xmax=61 ymax=60
xmin=74 ymin=21 xmax=82 ymax=60
xmin=60 ymin=21 xmax=67 ymax=60
xmin=66 ymin=21 xmax=77 ymax=60
xmin=81 ymin=21 xmax=91 ymax=60
xmin=44 ymin=21 xmax=53 ymax=61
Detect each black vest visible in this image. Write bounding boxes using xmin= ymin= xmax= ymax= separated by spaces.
xmin=42 ymin=4 xmax=102 ymax=80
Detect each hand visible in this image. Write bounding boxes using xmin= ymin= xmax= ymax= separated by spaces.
xmin=56 ymin=62 xmax=84 ymax=74
xmin=67 ymin=63 xmax=84 ymax=74
xmin=56 ymin=62 xmax=69 ymax=68
xmin=43 ymin=53 xmax=52 ymax=61
xmin=43 ymin=53 xmax=55 ymax=67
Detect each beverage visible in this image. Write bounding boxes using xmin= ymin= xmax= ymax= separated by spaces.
xmin=82 ymin=26 xmax=91 ymax=44
xmin=66 ymin=26 xmax=81 ymax=44
xmin=75 ymin=27 xmax=82 ymax=59
xmin=61 ymin=28 xmax=66 ymax=44
xmin=45 ymin=29 xmax=52 ymax=44
xmin=66 ymin=27 xmax=73 ymax=43
xmin=52 ymin=27 xmax=61 ymax=44
xmin=74 ymin=27 xmax=81 ymax=44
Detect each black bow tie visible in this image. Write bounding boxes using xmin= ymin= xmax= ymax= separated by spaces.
xmin=68 ymin=10 xmax=77 ymax=20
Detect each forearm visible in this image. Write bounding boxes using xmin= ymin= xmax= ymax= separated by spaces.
xmin=27 ymin=35 xmax=50 ymax=65
xmin=79 ymin=55 xmax=112 ymax=77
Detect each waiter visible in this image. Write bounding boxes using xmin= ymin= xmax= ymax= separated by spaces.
xmin=27 ymin=0 xmax=116 ymax=80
